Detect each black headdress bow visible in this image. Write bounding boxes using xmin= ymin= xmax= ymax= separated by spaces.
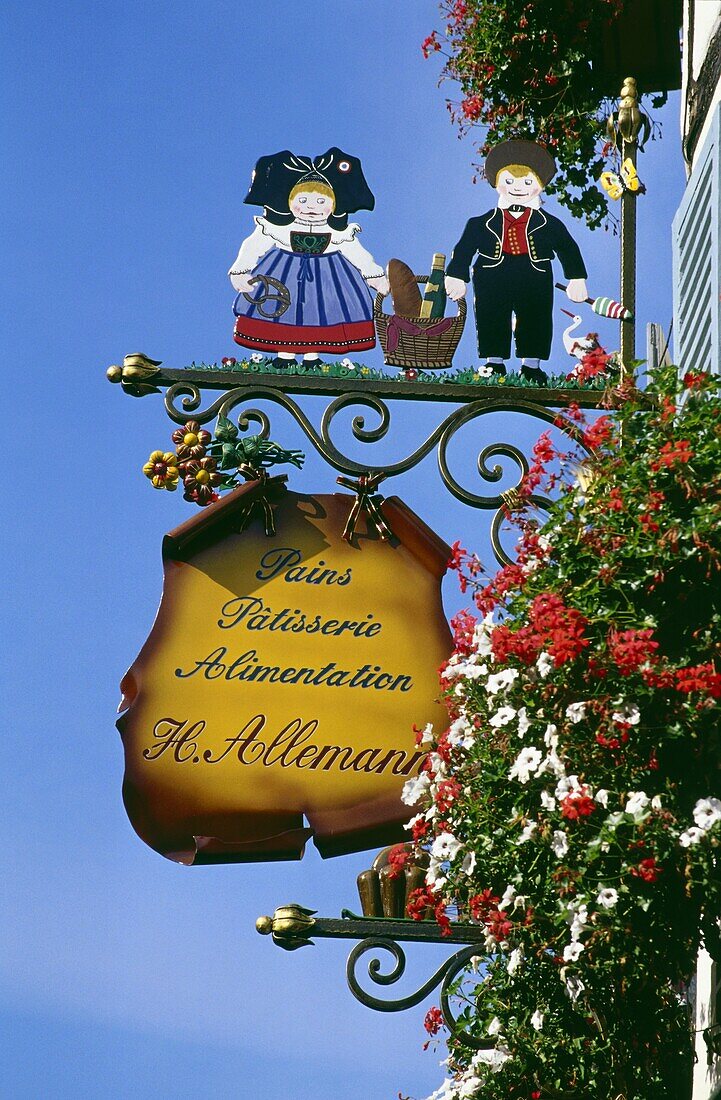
xmin=244 ymin=148 xmax=375 ymax=229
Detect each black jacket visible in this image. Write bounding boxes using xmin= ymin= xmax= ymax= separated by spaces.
xmin=446 ymin=207 xmax=587 ymax=282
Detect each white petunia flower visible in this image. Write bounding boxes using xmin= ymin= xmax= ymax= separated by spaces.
xmin=563 ymin=941 xmax=585 ymax=962
xmin=556 ymin=775 xmax=582 ymax=800
xmin=507 ymin=947 xmax=524 ymax=976
xmin=595 ymin=789 xmax=610 ymax=807
xmin=541 ymin=790 xmax=556 ymax=811
xmin=651 ymin=795 xmax=663 ymax=811
xmin=401 ymin=773 xmax=430 ymax=805
xmin=679 ymin=826 xmax=705 ymax=847
xmin=487 ymin=1017 xmax=503 ymax=1036
xmin=537 ymin=651 xmax=554 ymax=678
xmin=418 ymin=723 xmax=435 ymax=746
xmin=564 ymin=975 xmax=586 ymax=1002
xmin=426 ymin=861 xmax=446 ymax=891
xmin=543 ymin=723 xmax=559 ymax=747
xmin=625 ymin=791 xmax=650 ymax=817
xmin=431 ymin=832 xmax=463 ymax=862
xmin=490 ymin=705 xmax=517 ymax=728
xmin=693 ymin=798 xmax=721 ymax=831
xmin=531 ymin=1009 xmax=545 ymax=1031
xmin=597 ymin=887 xmax=619 ymax=908
xmin=428 ymin=753 xmax=449 ymax=780
xmin=461 ymin=850 xmax=477 ymax=876
xmin=539 ymin=747 xmax=566 ymax=779
xmin=570 ymin=908 xmax=588 ymax=942
xmin=565 ymin=701 xmax=587 ymax=724
xmin=473 ymin=612 xmax=496 ymax=657
xmin=552 ymin=830 xmax=569 ymax=858
xmin=448 ymin=716 xmax=475 ymax=750
xmin=517 ymin=707 xmax=531 ymax=739
xmin=403 ymin=812 xmax=423 ymax=832
xmin=509 ymin=746 xmax=543 ymax=784
xmin=499 ymin=884 xmax=516 ymax=910
xmin=486 ymin=668 xmax=519 ymax=695
xmin=471 ymin=1046 xmax=511 ymax=1072
xmin=612 ymin=703 xmax=641 ymax=726
xmin=518 ymin=820 xmax=538 ymax=844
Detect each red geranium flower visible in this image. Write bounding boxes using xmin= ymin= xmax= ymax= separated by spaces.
xmin=608 ymin=628 xmax=659 ymax=675
xmin=676 ymin=663 xmax=721 ymax=699
xmin=631 ymin=858 xmax=661 ymax=883
xmin=424 ymin=1006 xmax=444 ymax=1035
xmin=650 ymin=440 xmax=694 ymax=470
xmin=387 ymin=844 xmax=411 ymax=880
xmin=469 ymin=889 xmax=500 ymax=922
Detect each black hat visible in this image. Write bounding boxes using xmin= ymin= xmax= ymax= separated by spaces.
xmin=244 ymin=148 xmax=375 ymax=229
xmin=484 ymin=139 xmax=557 ymax=188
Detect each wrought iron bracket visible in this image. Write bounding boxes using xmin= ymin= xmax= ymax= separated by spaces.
xmin=108 ymin=359 xmax=605 ymax=564
xmin=256 ymin=904 xmax=493 ymax=1048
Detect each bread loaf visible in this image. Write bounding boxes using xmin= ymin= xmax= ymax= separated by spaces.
xmin=387 ymin=259 xmax=422 ymax=318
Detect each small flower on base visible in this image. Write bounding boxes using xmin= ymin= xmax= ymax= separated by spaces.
xmin=221 ymin=356 xmax=237 ymax=367
xmin=404 ymin=368 xmax=419 ymax=381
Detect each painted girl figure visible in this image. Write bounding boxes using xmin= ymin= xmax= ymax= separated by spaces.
xmin=229 ymin=148 xmax=388 ymax=367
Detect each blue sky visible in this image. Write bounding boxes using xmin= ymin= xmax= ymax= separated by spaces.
xmin=2 ymin=2 xmax=686 ymax=1097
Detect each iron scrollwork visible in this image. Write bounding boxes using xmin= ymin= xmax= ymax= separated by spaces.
xmin=256 ymin=906 xmax=492 ymax=1050
xmin=347 ymin=937 xmax=494 ymax=1050
xmin=162 ymin=380 xmax=586 ymax=564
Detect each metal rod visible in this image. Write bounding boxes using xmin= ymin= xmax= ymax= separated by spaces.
xmin=110 ymin=363 xmax=614 ymax=409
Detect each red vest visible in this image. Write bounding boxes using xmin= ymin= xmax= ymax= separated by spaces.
xmin=501 ymin=208 xmax=531 ymax=255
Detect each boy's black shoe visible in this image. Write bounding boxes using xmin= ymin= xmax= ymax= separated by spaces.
xmin=521 ymin=364 xmax=549 ymax=386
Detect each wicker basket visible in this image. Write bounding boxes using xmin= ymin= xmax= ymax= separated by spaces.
xmin=374 ymin=275 xmax=467 ymax=369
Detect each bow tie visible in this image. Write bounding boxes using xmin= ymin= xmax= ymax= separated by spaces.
xmin=507 ymin=204 xmax=527 ymax=213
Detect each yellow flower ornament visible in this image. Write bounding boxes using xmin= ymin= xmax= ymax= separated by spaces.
xmin=143 ymin=450 xmax=180 ymax=491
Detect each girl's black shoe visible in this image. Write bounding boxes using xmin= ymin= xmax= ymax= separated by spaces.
xmin=272 ymin=357 xmax=297 ymax=369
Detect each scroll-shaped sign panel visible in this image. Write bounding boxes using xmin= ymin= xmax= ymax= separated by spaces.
xmin=118 ymin=485 xmax=451 ymax=864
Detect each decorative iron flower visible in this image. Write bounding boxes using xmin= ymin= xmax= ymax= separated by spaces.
xmin=182 ymin=456 xmax=222 ymax=506
xmin=172 ymin=420 xmax=211 ymax=461
xmin=143 ymin=451 xmax=180 ymax=491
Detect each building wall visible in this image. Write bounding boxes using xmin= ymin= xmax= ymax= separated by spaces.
xmin=681 ymin=1 xmax=721 ymax=169
xmin=679 ymin=7 xmax=721 ymax=1098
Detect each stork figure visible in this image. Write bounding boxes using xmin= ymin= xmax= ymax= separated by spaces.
xmin=560 ymin=309 xmax=601 ymax=360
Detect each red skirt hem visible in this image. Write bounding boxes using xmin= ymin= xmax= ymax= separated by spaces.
xmin=234 ymin=316 xmax=376 ymax=355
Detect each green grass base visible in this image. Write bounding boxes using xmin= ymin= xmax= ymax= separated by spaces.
xmin=188 ymin=356 xmax=609 ymax=390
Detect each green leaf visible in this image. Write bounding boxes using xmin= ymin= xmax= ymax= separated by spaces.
xmin=215 ymin=415 xmax=238 ymax=443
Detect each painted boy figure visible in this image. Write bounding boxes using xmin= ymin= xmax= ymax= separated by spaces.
xmin=445 ymin=139 xmax=588 ymax=384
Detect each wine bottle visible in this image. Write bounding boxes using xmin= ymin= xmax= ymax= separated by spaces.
xmin=419 ymin=253 xmax=447 ymax=319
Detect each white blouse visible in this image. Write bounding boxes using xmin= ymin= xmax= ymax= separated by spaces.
xmin=228 ymin=216 xmax=384 ymax=290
